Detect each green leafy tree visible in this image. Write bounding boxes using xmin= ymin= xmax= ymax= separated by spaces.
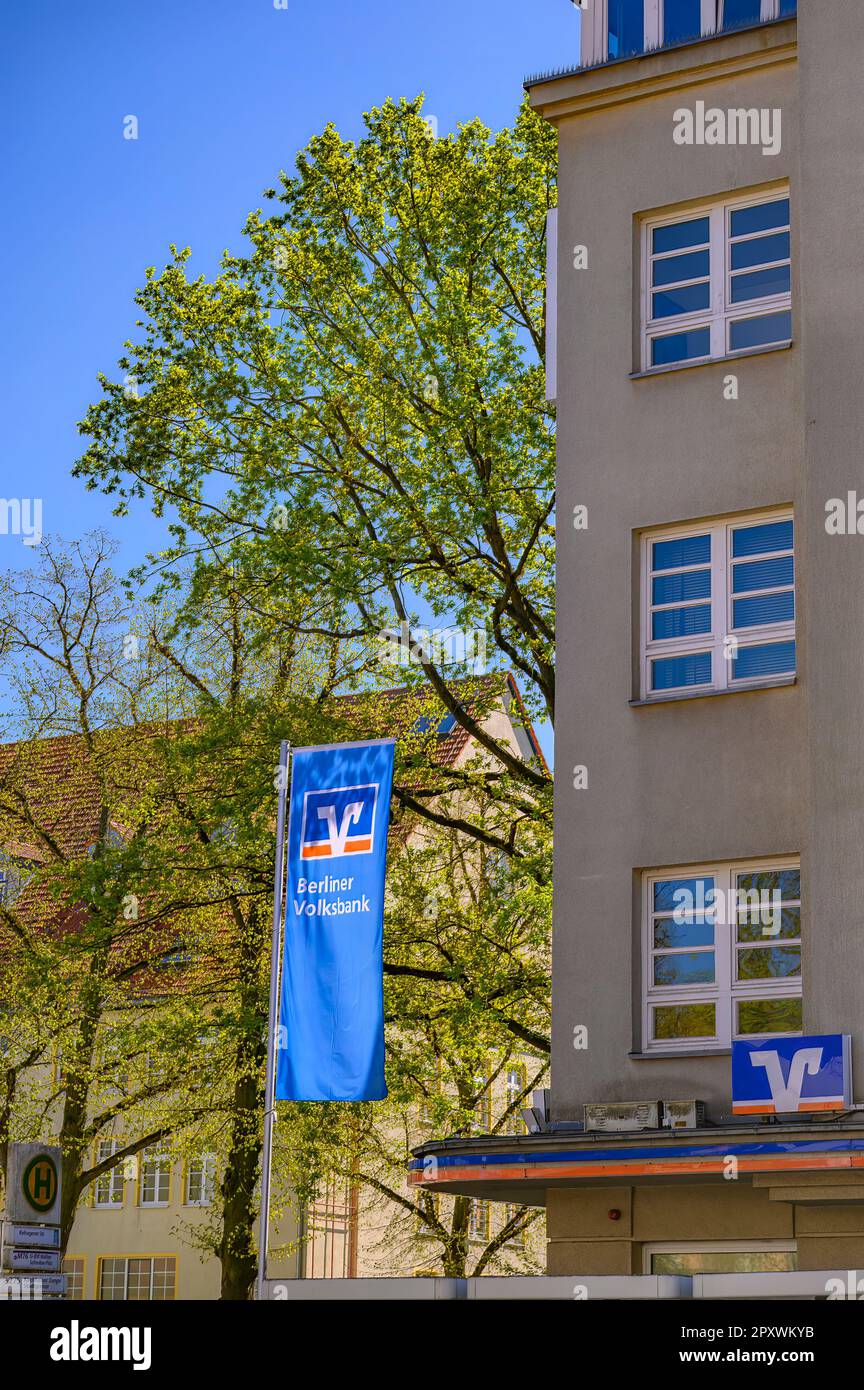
xmin=74 ymin=95 xmax=556 ymax=854
xmin=0 ymin=536 xmax=216 ymax=1246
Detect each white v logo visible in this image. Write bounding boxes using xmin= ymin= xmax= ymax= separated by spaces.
xmin=317 ymin=802 xmax=363 ymax=855
xmin=750 ymin=1047 xmax=823 ymax=1112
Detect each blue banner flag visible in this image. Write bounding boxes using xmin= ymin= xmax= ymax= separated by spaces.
xmin=275 ymin=739 xmax=395 ymax=1101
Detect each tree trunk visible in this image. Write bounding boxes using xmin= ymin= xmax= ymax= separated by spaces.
xmin=217 ymin=903 xmax=268 ymax=1300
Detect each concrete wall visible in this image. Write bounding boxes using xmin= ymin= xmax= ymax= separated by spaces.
xmin=546 ymin=23 xmax=808 ymax=1119
xmin=546 ymin=1177 xmax=864 ymax=1275
xmin=797 ymin=1 xmax=864 ymax=1065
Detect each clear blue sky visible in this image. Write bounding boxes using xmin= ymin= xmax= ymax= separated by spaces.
xmin=2 ymin=0 xmax=579 ymax=573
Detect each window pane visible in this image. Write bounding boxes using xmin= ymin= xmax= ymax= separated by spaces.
xmin=608 ymin=0 xmax=644 ymax=57
xmin=664 ymin=0 xmax=702 ymax=46
xmin=731 ymin=232 xmax=790 ymax=270
xmin=723 ymin=0 xmax=765 ymax=31
xmin=654 ymin=951 xmax=716 ymax=986
xmin=730 ymin=199 xmax=790 ymax=238
xmin=651 ymin=327 xmax=711 ymax=365
xmin=731 ymin=264 xmax=791 ymax=303
xmin=730 ymin=310 xmax=792 ymax=351
xmin=736 ymin=946 xmax=800 ymax=980
xmin=653 ymin=283 xmax=711 ymax=319
xmin=779 ymin=0 xmax=796 ymax=16
xmin=653 ymin=604 xmax=712 ymax=640
xmin=653 ymin=217 xmax=710 ymax=254
xmin=653 ymin=1251 xmax=797 ymax=1275
xmin=733 ymin=591 xmax=794 ymax=628
xmin=732 ymin=555 xmax=794 ymax=592
xmin=732 ymin=640 xmax=796 ymax=680
xmin=99 ymin=1259 xmax=125 ymax=1301
xmin=653 ymin=877 xmax=715 ymax=912
xmin=152 ymin=1258 xmax=176 ymax=1301
xmin=737 ymin=906 xmax=800 ymax=943
xmin=653 ymin=1003 xmax=716 ymax=1040
xmin=737 ymin=997 xmax=802 ymax=1035
xmin=652 ymin=249 xmax=710 ymax=287
xmin=127 ymin=1262 xmax=150 ymax=1301
xmin=651 ymin=652 xmax=712 ymax=690
xmin=654 ymin=915 xmax=715 ymax=949
xmin=736 ymin=870 xmax=800 ymax=898
xmin=732 ymin=520 xmax=793 ymax=557
xmin=653 ymin=569 xmax=711 ymax=604
xmin=653 ymin=534 xmax=711 ymax=570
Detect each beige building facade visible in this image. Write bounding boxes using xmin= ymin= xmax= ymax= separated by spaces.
xmin=415 ymin=0 xmax=864 ymax=1280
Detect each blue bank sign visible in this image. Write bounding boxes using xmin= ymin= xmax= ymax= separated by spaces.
xmin=275 ymin=738 xmax=395 ymax=1104
xmin=732 ymin=1035 xmax=852 ymax=1116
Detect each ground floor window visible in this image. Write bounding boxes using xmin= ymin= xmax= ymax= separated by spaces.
xmin=304 ymin=1179 xmax=356 ymax=1279
xmin=644 ymin=1241 xmax=797 ymax=1274
xmin=98 ymin=1255 xmax=177 ymax=1300
xmin=62 ymin=1256 xmax=85 ymax=1300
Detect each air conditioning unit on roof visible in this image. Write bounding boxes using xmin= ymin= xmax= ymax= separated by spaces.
xmin=661 ymin=1101 xmax=707 ymax=1130
xmin=584 ymin=1101 xmax=660 ymax=1133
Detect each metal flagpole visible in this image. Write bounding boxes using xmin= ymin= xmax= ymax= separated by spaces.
xmin=256 ymin=739 xmax=291 ymax=1302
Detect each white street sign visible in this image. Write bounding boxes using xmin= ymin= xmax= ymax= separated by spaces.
xmin=0 ymin=1273 xmax=66 ymax=1299
xmin=5 ymin=1247 xmax=61 ymax=1274
xmin=2 ymin=1222 xmax=61 ymax=1249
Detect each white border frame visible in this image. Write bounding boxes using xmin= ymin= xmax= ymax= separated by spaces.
xmin=299 ymin=783 xmax=379 ymax=861
xmin=641 ymin=856 xmax=802 ymax=1053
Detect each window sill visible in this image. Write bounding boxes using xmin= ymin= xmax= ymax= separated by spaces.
xmin=630 ymin=340 xmax=792 ymax=381
xmin=630 ymin=676 xmax=796 ymax=708
xmin=629 ymin=1048 xmax=731 ymax=1060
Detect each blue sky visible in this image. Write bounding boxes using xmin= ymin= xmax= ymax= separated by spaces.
xmin=3 ymin=2 xmax=575 ymax=756
xmin=2 ymin=0 xmax=578 ymax=572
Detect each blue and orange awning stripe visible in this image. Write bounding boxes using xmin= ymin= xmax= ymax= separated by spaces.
xmin=409 ymin=1136 xmax=864 ymax=1186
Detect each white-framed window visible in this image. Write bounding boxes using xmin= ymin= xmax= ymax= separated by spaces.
xmin=642 ymin=857 xmax=802 ymax=1052
xmin=471 ymin=1072 xmax=492 ymax=1133
xmin=62 ymin=1256 xmax=86 ymax=1300
xmin=93 ymin=1139 xmax=125 ymax=1209
xmin=642 ymin=190 xmax=791 ymax=370
xmin=505 ymin=1064 xmax=528 ymax=1134
xmin=98 ymin=1255 xmax=176 ymax=1301
xmin=643 ymin=1240 xmax=797 ymax=1274
xmin=139 ymin=1148 xmax=171 ymax=1207
xmin=0 ymin=852 xmax=33 ymax=906
xmin=581 ymin=2 xmax=793 ymax=66
xmin=185 ymin=1154 xmax=216 ymax=1207
xmin=640 ymin=508 xmax=795 ymax=700
xmin=504 ymin=1203 xmax=527 ymax=1250
xmin=468 ymin=1199 xmax=490 ymax=1242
